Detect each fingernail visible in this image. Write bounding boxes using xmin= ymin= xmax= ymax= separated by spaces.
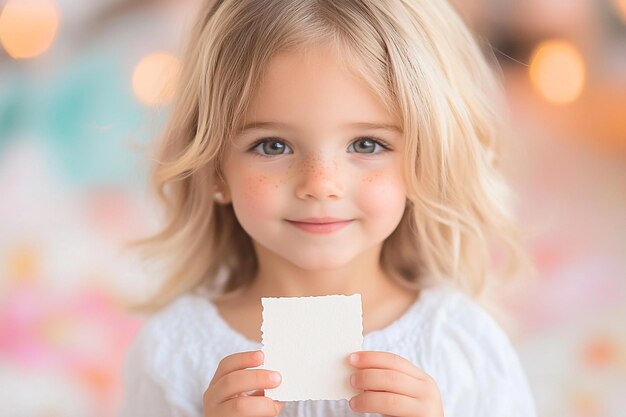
xmin=269 ymin=372 xmax=281 ymax=384
xmin=255 ymin=351 xmax=264 ymax=362
xmin=349 ymin=353 xmax=358 ymax=364
xmin=350 ymin=374 xmax=356 ymax=387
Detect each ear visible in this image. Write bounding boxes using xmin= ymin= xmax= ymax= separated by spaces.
xmin=213 ymin=168 xmax=232 ymax=204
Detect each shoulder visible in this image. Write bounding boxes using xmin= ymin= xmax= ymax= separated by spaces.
xmin=121 ymin=293 xmax=220 ymax=416
xmin=127 ymin=294 xmax=211 ymax=370
xmin=138 ymin=293 xmax=216 ymax=347
xmin=419 ymin=285 xmax=537 ymax=416
xmin=388 ymin=284 xmax=505 ymax=345
xmin=124 ymin=293 xmax=225 ymax=403
xmin=425 ymin=284 xmax=511 ymax=346
xmin=422 ymin=284 xmax=517 ymax=369
xmin=130 ymin=292 xmax=236 ymax=368
xmin=414 ymin=283 xmax=517 ymax=352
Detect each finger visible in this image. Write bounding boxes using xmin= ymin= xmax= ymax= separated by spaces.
xmin=213 ymin=369 xmax=281 ymax=403
xmin=348 ymin=351 xmax=428 ymax=380
xmin=351 ymin=368 xmax=425 ymax=398
xmin=240 ymin=391 xmax=286 ymax=413
xmin=218 ymin=395 xmax=282 ymax=417
xmin=210 ymin=351 xmax=264 ymax=386
xmin=349 ymin=391 xmax=426 ymax=416
xmin=240 ymin=388 xmax=262 ymax=397
xmin=243 ymin=389 xmax=282 ymax=398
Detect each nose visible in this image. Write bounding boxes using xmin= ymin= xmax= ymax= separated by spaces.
xmin=294 ymin=152 xmax=344 ymax=200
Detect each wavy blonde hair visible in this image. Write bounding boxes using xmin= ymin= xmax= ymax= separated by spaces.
xmin=126 ymin=0 xmax=536 ymax=312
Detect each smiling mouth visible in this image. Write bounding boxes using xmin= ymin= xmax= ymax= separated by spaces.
xmin=286 ymin=219 xmax=354 ymax=234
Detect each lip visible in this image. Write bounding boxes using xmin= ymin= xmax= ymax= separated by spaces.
xmin=289 ymin=217 xmax=350 ymax=224
xmin=286 ymin=219 xmax=354 ymax=234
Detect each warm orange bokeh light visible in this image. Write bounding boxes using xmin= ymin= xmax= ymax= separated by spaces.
xmin=570 ymin=390 xmax=604 ymax=417
xmin=132 ymin=52 xmax=181 ymax=106
xmin=529 ymin=40 xmax=586 ymax=105
xmin=7 ymin=244 xmax=40 ymax=282
xmin=582 ymin=335 xmax=620 ymax=368
xmin=0 ymin=0 xmax=60 ymax=59
xmin=613 ymin=0 xmax=626 ymax=23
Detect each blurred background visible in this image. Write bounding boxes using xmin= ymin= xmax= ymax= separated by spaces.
xmin=0 ymin=0 xmax=624 ymax=416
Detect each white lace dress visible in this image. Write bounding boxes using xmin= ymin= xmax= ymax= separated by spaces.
xmin=119 ymin=284 xmax=537 ymax=417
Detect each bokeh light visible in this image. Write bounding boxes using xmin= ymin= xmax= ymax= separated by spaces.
xmin=582 ymin=335 xmax=621 ymax=368
xmin=529 ymin=39 xmax=586 ymax=105
xmin=1 ymin=1 xmax=625 ymax=416
xmin=131 ymin=52 xmax=181 ymax=106
xmin=7 ymin=244 xmax=40 ymax=283
xmin=613 ymin=0 xmax=626 ymax=23
xmin=0 ymin=0 xmax=60 ymax=59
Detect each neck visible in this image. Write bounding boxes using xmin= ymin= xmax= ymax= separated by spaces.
xmin=243 ymin=241 xmax=392 ymax=302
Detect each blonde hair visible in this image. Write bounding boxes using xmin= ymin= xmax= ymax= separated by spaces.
xmin=126 ymin=0 xmax=536 ymax=312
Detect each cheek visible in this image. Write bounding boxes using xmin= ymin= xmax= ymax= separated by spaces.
xmin=358 ymin=170 xmax=406 ymax=216
xmin=233 ymin=172 xmax=284 ymax=219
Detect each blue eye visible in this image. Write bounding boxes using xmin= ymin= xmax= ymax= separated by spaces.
xmin=348 ymin=138 xmax=390 ymax=154
xmin=248 ymin=137 xmax=391 ymax=158
xmin=250 ymin=138 xmax=294 ymax=156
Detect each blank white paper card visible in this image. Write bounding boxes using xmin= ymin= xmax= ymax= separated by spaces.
xmin=260 ymin=294 xmax=363 ymax=401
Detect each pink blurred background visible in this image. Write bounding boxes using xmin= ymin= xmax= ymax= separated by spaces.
xmin=1 ymin=1 xmax=625 ymax=416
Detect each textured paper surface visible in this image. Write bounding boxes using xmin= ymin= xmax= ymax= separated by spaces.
xmin=260 ymin=294 xmax=363 ymax=401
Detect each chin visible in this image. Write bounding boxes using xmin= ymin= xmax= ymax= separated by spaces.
xmin=287 ymin=252 xmax=353 ymax=271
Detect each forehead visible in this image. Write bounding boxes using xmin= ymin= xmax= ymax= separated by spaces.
xmin=242 ymin=45 xmax=400 ymax=132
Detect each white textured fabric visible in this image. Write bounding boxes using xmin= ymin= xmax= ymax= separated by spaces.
xmin=119 ymin=284 xmax=537 ymax=417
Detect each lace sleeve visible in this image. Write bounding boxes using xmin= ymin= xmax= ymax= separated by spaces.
xmin=430 ymin=295 xmax=538 ymax=417
xmin=118 ymin=324 xmax=201 ymax=417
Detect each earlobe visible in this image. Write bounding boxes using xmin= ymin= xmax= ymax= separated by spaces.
xmin=213 ymin=190 xmax=225 ymax=202
xmin=213 ymin=170 xmax=231 ymax=204
xmin=213 ymin=187 xmax=231 ymax=204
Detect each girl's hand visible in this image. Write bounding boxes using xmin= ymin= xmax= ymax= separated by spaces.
xmin=348 ymin=351 xmax=444 ymax=417
xmin=203 ymin=350 xmax=285 ymax=417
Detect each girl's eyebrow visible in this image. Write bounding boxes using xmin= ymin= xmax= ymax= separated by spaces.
xmin=237 ymin=121 xmax=403 ymax=134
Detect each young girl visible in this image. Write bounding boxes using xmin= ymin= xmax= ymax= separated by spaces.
xmin=120 ymin=0 xmax=538 ymax=416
